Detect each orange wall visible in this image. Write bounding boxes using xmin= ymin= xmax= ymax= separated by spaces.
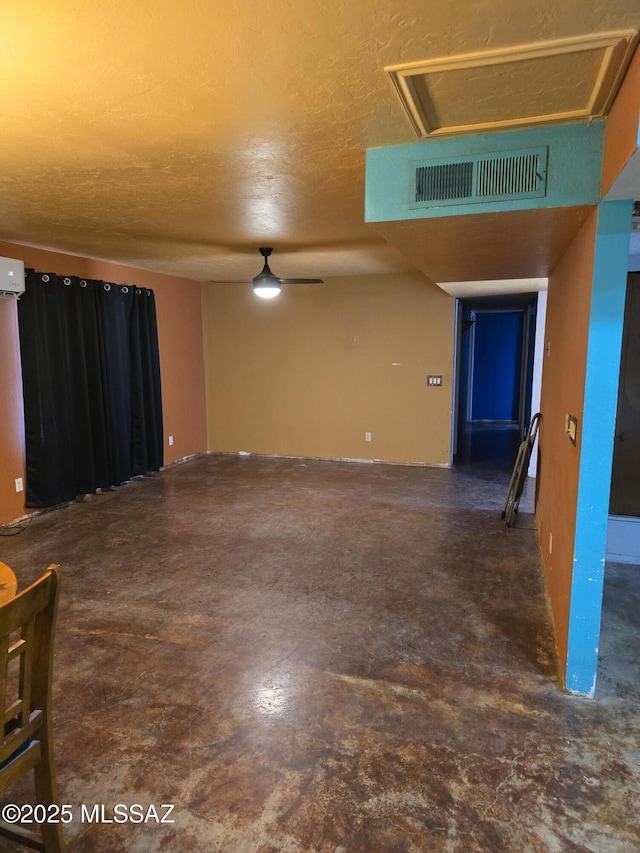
xmin=0 ymin=298 xmax=26 ymax=524
xmin=0 ymin=241 xmax=207 ymax=526
xmin=602 ymin=46 xmax=640 ymax=196
xmin=202 ymin=272 xmax=455 ymax=465
xmin=536 ymin=209 xmax=597 ymax=672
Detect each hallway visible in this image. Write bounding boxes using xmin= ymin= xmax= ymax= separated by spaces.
xmin=454 ymin=422 xmax=536 ymax=515
xmin=1 ymin=454 xmax=638 ymax=852
xmin=455 ymin=423 xmax=523 ymax=473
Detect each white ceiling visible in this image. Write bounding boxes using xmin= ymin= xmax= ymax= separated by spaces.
xmin=438 ymin=278 xmax=548 ymax=299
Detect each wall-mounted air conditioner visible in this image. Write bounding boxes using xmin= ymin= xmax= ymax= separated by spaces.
xmin=0 ymin=257 xmax=25 ymax=299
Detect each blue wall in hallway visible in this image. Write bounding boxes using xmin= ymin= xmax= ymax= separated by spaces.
xmin=472 ymin=312 xmax=523 ymax=422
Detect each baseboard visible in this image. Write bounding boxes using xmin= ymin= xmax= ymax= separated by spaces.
xmin=160 ymin=450 xmax=210 ymax=470
xmin=606 ymin=514 xmax=640 ymax=564
xmin=213 ymin=451 xmax=451 ymax=469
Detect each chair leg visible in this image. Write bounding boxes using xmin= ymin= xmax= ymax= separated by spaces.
xmin=33 ymin=737 xmax=66 ymax=853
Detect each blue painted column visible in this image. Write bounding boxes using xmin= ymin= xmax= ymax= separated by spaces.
xmin=566 ymin=199 xmax=632 ymax=696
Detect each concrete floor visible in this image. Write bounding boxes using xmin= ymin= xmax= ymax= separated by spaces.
xmin=0 ymin=451 xmax=639 ymax=852
xmin=597 ymin=561 xmax=640 ymax=702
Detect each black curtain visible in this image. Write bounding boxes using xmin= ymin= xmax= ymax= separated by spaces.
xmin=18 ymin=271 xmax=163 ymax=508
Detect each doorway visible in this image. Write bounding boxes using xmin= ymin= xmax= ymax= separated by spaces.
xmin=600 ymin=270 xmax=640 ymax=698
xmin=453 ymin=293 xmax=539 ymax=470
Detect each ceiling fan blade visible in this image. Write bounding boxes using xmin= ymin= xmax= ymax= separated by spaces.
xmin=208 ymin=249 xmax=323 ymax=288
xmin=278 ymin=277 xmax=324 ymax=284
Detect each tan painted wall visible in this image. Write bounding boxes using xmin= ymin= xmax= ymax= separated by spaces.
xmin=0 ymin=241 xmax=208 ymax=526
xmin=602 ymin=46 xmax=640 ymax=196
xmin=536 ymin=209 xmax=597 ymax=673
xmin=202 ymin=273 xmax=454 ymax=465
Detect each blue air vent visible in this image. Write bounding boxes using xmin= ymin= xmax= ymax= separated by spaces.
xmin=411 ymin=146 xmax=548 ymax=208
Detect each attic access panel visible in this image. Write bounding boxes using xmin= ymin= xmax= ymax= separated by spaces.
xmin=386 ymin=32 xmax=639 ymax=138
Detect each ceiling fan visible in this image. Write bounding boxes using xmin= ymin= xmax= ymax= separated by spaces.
xmin=209 ymin=247 xmax=324 ymax=299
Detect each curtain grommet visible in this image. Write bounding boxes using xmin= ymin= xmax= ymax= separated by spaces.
xmin=122 ymin=286 xmax=129 ymax=294
xmin=80 ymin=280 xmax=87 ymax=288
xmin=136 ymin=288 xmax=142 ymax=295
xmin=103 ymin=283 xmax=111 ymax=292
xmin=63 ymin=277 xmax=71 ymax=286
xmin=146 ymin=290 xmax=151 ymax=296
xmin=42 ymin=274 xmax=50 ymax=283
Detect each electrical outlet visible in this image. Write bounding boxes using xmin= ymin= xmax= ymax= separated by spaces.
xmin=168 ymin=435 xmax=174 ymax=446
xmin=15 ymin=477 xmax=23 ymax=493
xmin=365 ymin=432 xmax=372 ymax=442
xmin=427 ymin=375 xmax=443 ymax=386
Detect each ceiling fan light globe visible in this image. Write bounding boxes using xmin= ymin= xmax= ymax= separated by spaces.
xmin=253 ymin=283 xmax=281 ymax=299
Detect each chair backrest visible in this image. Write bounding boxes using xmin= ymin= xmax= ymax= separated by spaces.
xmin=0 ymin=566 xmax=60 ymax=791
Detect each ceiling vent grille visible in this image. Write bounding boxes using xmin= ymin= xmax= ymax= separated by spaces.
xmin=476 ymin=151 xmax=542 ymax=197
xmin=410 ymin=146 xmax=548 ymax=208
xmin=416 ymin=162 xmax=473 ymax=202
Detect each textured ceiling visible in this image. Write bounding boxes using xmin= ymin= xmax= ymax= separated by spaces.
xmin=0 ymin=1 xmax=638 ymax=284
xmin=371 ymin=207 xmax=595 ymax=282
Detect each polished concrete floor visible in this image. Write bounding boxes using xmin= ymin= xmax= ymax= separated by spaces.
xmin=597 ymin=561 xmax=640 ymax=702
xmin=0 ymin=450 xmax=639 ymax=852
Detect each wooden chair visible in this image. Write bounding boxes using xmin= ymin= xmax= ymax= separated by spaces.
xmin=0 ymin=566 xmax=66 ymax=852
